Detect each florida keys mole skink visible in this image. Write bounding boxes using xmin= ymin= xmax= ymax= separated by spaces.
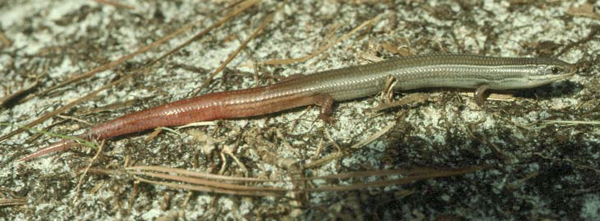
xmin=19 ymin=54 xmax=576 ymax=161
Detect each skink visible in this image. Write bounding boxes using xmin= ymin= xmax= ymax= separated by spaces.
xmin=19 ymin=54 xmax=575 ymax=161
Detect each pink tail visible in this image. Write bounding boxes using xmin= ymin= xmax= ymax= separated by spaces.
xmin=19 ymin=139 xmax=76 ymax=161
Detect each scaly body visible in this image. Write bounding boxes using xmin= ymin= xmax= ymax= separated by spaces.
xmin=20 ymin=54 xmax=575 ymax=161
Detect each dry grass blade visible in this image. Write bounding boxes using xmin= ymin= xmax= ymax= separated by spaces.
xmin=127 ymin=166 xmax=274 ymax=182
xmin=306 ymin=167 xmax=455 ymax=180
xmin=73 ymin=140 xmax=105 ymax=205
xmin=305 ymin=152 xmax=345 ymax=169
xmin=102 ymin=165 xmax=485 ymax=197
xmin=153 ymin=0 xmax=261 ymax=65
xmin=39 ymin=18 xmax=195 ymax=98
xmin=371 ymin=93 xmax=430 ymax=112
xmin=351 ymin=122 xmax=395 ymax=149
xmin=81 ymin=168 xmax=119 ymax=176
xmin=131 ymin=171 xmax=286 ymax=193
xmin=301 ymin=166 xmax=486 ymax=192
xmin=193 ymin=6 xmax=276 ymax=96
xmin=41 ymin=0 xmax=261 ymax=95
xmin=262 ymin=14 xmax=383 ymax=65
xmin=0 ymin=0 xmax=260 ymax=142
xmin=0 ymin=197 xmax=27 ymax=207
xmin=305 ymin=122 xmax=395 ymax=169
xmin=133 ymin=176 xmax=284 ymax=197
xmin=93 ymin=0 xmax=135 ymax=10
xmin=541 ymin=120 xmax=600 ymax=126
xmin=128 ymin=165 xmax=289 ymax=197
xmin=0 ymin=71 xmax=133 ymax=142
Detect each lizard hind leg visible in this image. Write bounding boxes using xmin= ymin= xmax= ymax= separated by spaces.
xmin=312 ymin=93 xmax=336 ymax=124
xmin=474 ymin=84 xmax=489 ymax=106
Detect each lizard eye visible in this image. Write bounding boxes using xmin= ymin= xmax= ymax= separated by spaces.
xmin=550 ymin=66 xmax=561 ymax=74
